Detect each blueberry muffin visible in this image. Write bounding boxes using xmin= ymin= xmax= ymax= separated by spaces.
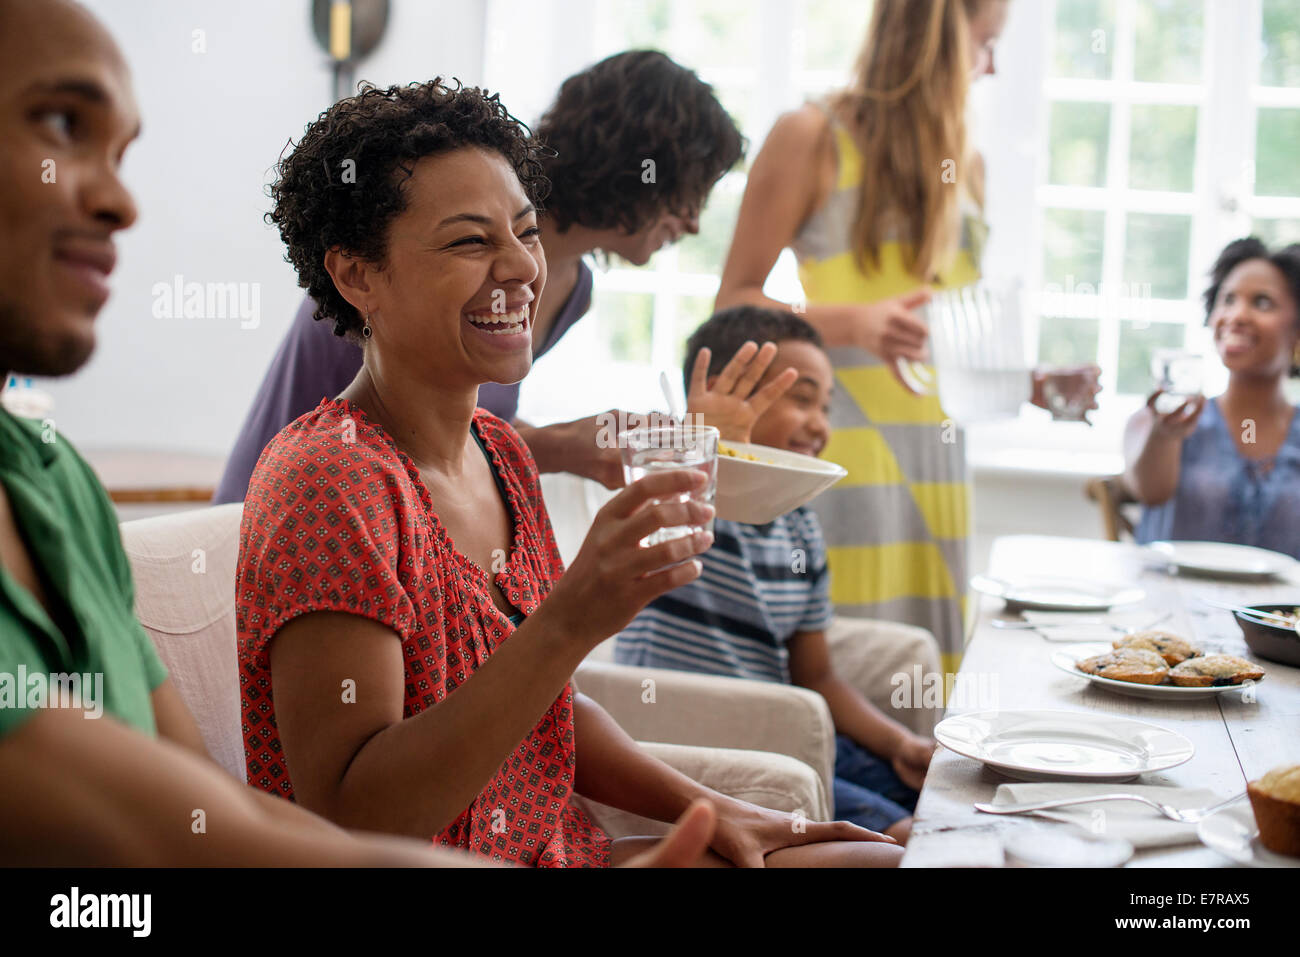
xmin=1247 ymin=764 xmax=1300 ymax=857
xmin=1167 ymin=654 xmax=1265 ymax=687
xmin=1076 ymin=648 xmax=1170 ymax=685
xmin=1113 ymin=630 xmax=1202 ymax=666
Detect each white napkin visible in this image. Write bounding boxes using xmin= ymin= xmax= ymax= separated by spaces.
xmin=992 ymin=783 xmax=1223 ymax=848
xmin=1020 ymin=610 xmax=1169 ymax=643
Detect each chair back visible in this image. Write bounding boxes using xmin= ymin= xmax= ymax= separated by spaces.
xmin=1084 ymin=475 xmax=1138 ymax=542
xmin=120 ymin=504 xmax=246 ymax=781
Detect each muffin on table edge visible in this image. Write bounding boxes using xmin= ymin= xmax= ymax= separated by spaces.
xmin=1247 ymin=764 xmax=1300 ymax=857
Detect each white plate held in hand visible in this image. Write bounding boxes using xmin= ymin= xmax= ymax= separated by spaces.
xmin=934 ymin=710 xmax=1194 ymax=782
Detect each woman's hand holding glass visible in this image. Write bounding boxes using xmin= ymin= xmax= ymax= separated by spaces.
xmin=544 ymin=468 xmax=714 ymax=647
xmin=1032 ymin=364 xmax=1103 ymax=423
xmin=1146 ymin=389 xmax=1207 ymax=440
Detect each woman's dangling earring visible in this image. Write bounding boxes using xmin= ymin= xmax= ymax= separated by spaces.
xmin=362 ymin=308 xmax=373 ymax=340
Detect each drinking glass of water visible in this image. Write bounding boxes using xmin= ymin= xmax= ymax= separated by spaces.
xmin=619 ymin=424 xmax=719 ymax=550
xmin=1150 ymin=349 xmax=1203 ymax=414
xmin=1041 ymin=368 xmax=1096 ymax=422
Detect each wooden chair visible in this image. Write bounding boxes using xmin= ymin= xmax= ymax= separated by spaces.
xmin=1085 ymin=475 xmax=1139 ymax=542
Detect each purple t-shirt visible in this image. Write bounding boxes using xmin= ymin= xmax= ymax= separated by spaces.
xmin=213 ymin=262 xmax=593 ymax=503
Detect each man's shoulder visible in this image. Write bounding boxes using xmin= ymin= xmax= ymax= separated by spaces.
xmin=0 ymin=411 xmax=116 ymax=521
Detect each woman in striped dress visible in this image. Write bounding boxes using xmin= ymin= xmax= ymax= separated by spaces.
xmin=718 ymin=0 xmax=1092 ymax=670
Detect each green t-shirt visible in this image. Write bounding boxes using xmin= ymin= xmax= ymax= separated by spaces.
xmin=0 ymin=410 xmax=167 ymax=739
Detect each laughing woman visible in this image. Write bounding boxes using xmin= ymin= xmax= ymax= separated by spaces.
xmin=236 ymin=79 xmax=901 ymax=867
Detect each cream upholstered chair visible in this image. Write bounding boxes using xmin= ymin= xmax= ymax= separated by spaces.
xmin=119 ymin=505 xmax=832 ymax=834
xmin=542 ymin=472 xmax=944 ymax=805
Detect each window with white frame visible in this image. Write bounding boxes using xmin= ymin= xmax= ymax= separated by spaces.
xmin=500 ymin=0 xmax=872 ymax=425
xmin=1034 ymin=0 xmax=1300 ymax=397
xmin=497 ymin=0 xmax=1300 ymax=453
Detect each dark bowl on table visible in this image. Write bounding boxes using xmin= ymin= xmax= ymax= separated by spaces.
xmin=1232 ymin=603 xmax=1300 ymax=667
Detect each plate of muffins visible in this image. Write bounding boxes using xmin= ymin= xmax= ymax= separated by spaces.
xmin=1052 ymin=630 xmax=1266 ymax=700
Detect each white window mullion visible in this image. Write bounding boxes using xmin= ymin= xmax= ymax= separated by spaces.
xmin=1097 ymin=0 xmax=1136 ymax=394
xmin=1198 ymin=0 xmax=1258 ymax=279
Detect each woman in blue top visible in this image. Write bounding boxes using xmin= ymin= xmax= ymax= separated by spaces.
xmin=1126 ymin=238 xmax=1300 ymax=559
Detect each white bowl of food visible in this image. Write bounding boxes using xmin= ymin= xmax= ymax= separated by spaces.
xmin=714 ymin=441 xmax=848 ymax=525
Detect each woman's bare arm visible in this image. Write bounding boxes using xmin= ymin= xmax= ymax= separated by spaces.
xmin=715 ymin=105 xmax=929 ymax=369
xmin=0 ymin=706 xmax=482 ymax=867
xmin=1123 ymin=393 xmax=1206 ymax=505
xmin=266 ymin=469 xmax=714 ymax=838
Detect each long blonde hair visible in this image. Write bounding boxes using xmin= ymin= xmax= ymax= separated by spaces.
xmin=831 ymin=0 xmax=980 ymax=282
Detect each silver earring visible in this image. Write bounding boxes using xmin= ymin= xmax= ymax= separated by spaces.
xmin=362 ymin=308 xmax=373 ymax=339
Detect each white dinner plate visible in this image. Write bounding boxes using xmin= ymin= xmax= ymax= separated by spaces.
xmin=1197 ymin=802 xmax=1300 ymax=867
xmin=1143 ymin=541 xmax=1297 ymax=581
xmin=934 ymin=709 xmax=1194 ymax=782
xmin=1052 ymin=642 xmax=1265 ymax=700
xmin=971 ymin=574 xmax=1145 ymax=612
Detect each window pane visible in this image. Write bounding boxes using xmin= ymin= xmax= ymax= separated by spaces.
xmin=1117 ymin=320 xmax=1186 ymax=394
xmin=707 ymin=82 xmax=755 ymax=166
xmin=675 ymin=0 xmax=759 ymax=72
xmin=1038 ymin=317 xmax=1101 ymax=367
xmin=800 ymin=0 xmax=872 ymax=74
xmin=1256 ymin=109 xmax=1300 ymax=197
xmin=677 ymin=174 xmax=744 ymax=276
xmin=1051 ymin=0 xmax=1116 ymax=79
xmin=1261 ymin=0 xmax=1300 ymax=87
xmin=1048 ymin=102 xmax=1111 ymax=187
xmin=1043 ymin=208 xmax=1106 ymax=289
xmin=598 ymin=292 xmax=655 ymax=364
xmin=1132 ymin=0 xmax=1203 ymax=84
xmin=673 ymin=295 xmax=715 ymax=368
xmin=1252 ymin=218 xmax=1300 ymax=247
xmin=1124 ymin=213 xmax=1192 ymax=300
xmin=600 ymin=0 xmax=672 ymax=50
xmin=1129 ymin=105 xmax=1197 ymax=192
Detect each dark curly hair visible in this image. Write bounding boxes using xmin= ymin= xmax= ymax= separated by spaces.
xmin=1204 ymin=236 xmax=1300 ymax=376
xmin=267 ymin=78 xmax=550 ymax=339
xmin=682 ymin=305 xmax=824 ymax=390
xmin=536 ymin=50 xmax=746 ymax=235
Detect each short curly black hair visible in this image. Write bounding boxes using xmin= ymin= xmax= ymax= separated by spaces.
xmin=267 ymin=78 xmax=549 ymax=339
xmin=536 ymin=50 xmax=746 ymax=235
xmin=682 ymin=305 xmax=824 ymax=390
xmin=1204 ymin=236 xmax=1300 ymax=376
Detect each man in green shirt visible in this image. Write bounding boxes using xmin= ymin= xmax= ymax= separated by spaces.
xmin=0 ymin=0 xmax=714 ymax=867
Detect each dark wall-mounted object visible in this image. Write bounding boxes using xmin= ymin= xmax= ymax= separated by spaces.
xmin=311 ymin=0 xmax=390 ymax=101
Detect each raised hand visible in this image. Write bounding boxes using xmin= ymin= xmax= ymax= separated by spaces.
xmin=685 ymin=341 xmax=798 ymax=443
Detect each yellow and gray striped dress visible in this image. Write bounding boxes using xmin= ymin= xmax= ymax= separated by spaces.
xmin=793 ymin=112 xmax=987 ymax=673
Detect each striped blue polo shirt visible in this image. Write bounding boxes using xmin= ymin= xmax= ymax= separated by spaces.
xmin=613 ymin=508 xmax=833 ymax=684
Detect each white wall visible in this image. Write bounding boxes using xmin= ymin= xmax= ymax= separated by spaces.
xmin=46 ymin=0 xmax=486 ymax=454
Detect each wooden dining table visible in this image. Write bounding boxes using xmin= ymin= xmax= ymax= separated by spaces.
xmin=901 ymin=535 xmax=1300 ymax=868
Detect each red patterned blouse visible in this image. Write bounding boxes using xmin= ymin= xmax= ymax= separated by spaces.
xmin=236 ymin=397 xmax=611 ymax=867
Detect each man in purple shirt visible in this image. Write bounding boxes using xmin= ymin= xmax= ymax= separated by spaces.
xmin=215 ymin=51 xmax=746 ymax=504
